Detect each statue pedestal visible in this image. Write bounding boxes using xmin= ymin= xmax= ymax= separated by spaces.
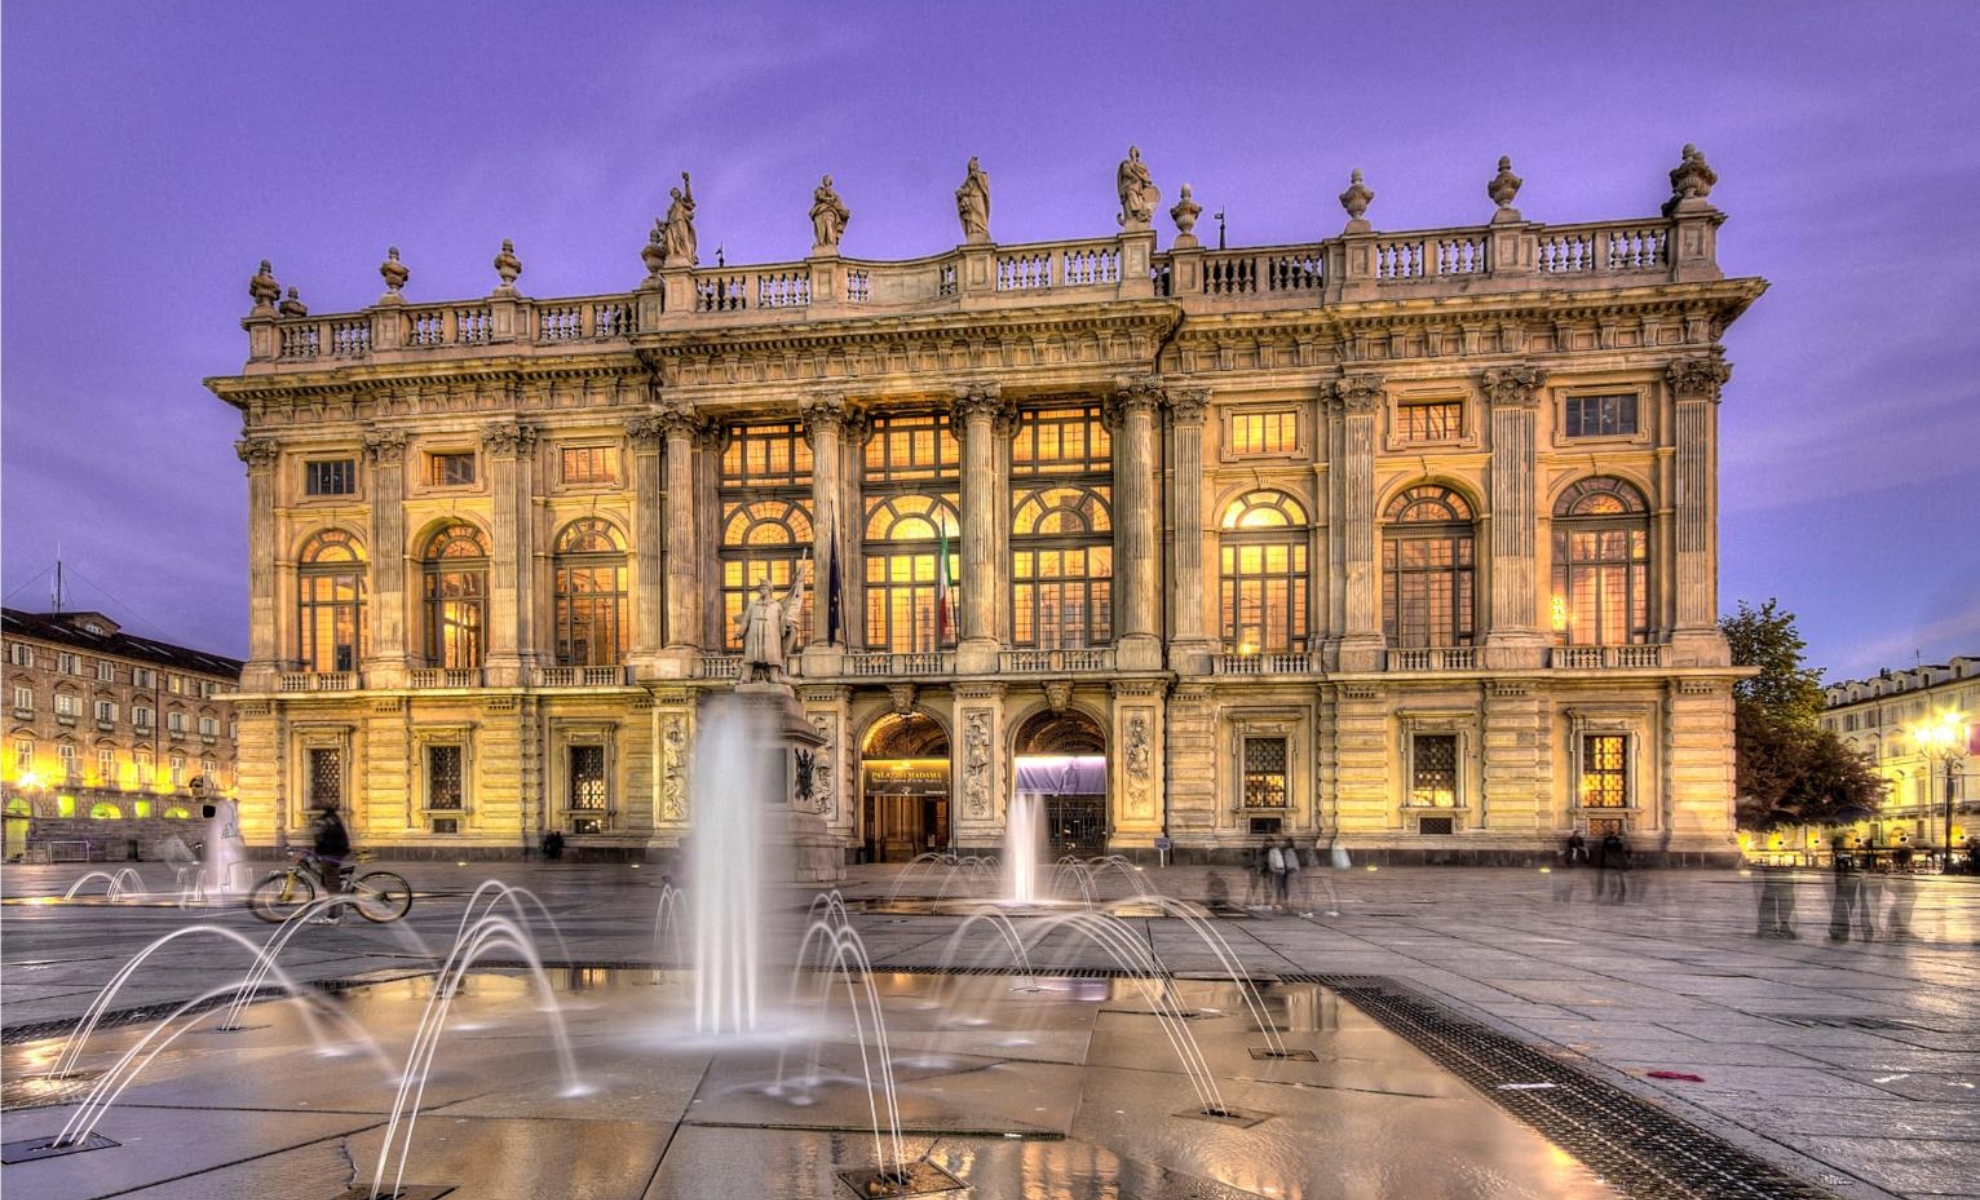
xmin=733 ymin=681 xmax=844 ymax=886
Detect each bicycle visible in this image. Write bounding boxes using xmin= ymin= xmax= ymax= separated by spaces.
xmin=247 ymin=849 xmax=412 ymax=924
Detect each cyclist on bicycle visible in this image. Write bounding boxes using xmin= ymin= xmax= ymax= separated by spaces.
xmin=309 ymin=802 xmax=352 ymax=921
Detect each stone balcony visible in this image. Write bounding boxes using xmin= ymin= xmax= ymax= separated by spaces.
xmin=240 ymin=207 xmax=1723 ymax=371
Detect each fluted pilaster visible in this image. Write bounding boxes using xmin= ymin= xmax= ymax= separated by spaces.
xmin=481 ymin=420 xmax=538 ymax=684
xmin=1165 ymin=388 xmax=1209 ymax=654
xmin=625 ymin=414 xmax=667 ymax=666
xmin=1329 ymin=374 xmax=1384 ymax=670
xmin=658 ymin=399 xmax=703 ymax=651
xmin=363 ymin=430 xmax=410 ymax=682
xmin=1482 ymin=365 xmax=1545 ymax=665
xmin=950 ymin=384 xmax=1005 ymax=670
xmin=1668 ymin=356 xmax=1732 ymax=665
xmin=235 ymin=437 xmax=281 ymax=687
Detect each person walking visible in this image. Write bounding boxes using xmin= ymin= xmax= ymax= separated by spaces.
xmin=308 ymin=802 xmax=352 ymax=924
xmin=1281 ymin=837 xmax=1306 ymax=915
xmin=1242 ymin=843 xmax=1266 ymax=908
xmin=1267 ymin=839 xmax=1289 ymax=911
xmin=1827 ymin=837 xmax=1872 ymax=941
xmin=1886 ymin=839 xmax=1918 ymax=939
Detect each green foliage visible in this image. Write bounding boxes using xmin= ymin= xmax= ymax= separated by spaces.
xmin=1723 ymin=598 xmax=1885 ymax=830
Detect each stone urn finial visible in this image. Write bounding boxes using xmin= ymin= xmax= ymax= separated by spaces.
xmin=1169 ymin=182 xmax=1203 ymax=246
xmin=1487 ymin=155 xmax=1523 ymax=214
xmin=278 ymin=286 xmax=309 ymax=318
xmin=1663 ymin=143 xmax=1718 ymax=215
xmin=379 ymin=246 xmax=410 ymax=297
xmin=1339 ymin=168 xmax=1375 ymax=229
xmin=249 ymin=259 xmax=281 ymax=310
xmin=492 ymin=238 xmax=522 ymax=289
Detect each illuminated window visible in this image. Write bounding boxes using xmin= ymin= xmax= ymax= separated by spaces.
xmin=305 ymin=459 xmax=356 ymax=496
xmin=720 ymin=421 xmax=815 ymax=652
xmin=1218 ymin=490 xmax=1309 ymax=654
xmin=427 ymin=744 xmax=464 ymax=811
xmin=59 ymin=743 xmax=79 ymax=782
xmin=55 ymin=693 xmax=78 ymax=719
xmin=135 ymin=748 xmax=153 ymax=783
xmin=297 ymin=529 xmax=367 ymax=673
xmin=863 ymin=414 xmax=961 ymax=653
xmin=1580 ymin=735 xmax=1630 ymax=808
xmin=1229 ymin=410 xmax=1298 ymax=456
xmin=98 ymin=748 xmax=116 ymax=785
xmin=1410 ymin=735 xmax=1459 ymax=806
xmin=1242 ymin=737 xmax=1288 ymax=807
xmin=90 ymin=801 xmax=123 ymax=820
xmin=169 ymin=753 xmax=185 ymax=786
xmin=1382 ymin=485 xmax=1475 ymax=648
xmin=307 ymin=747 xmax=342 ymax=810
xmin=133 ymin=800 xmax=151 ymax=818
xmin=427 ymin=452 xmax=477 ymax=488
xmin=11 ymin=738 xmax=30 ymax=773
xmin=421 ymin=523 xmax=489 ymax=669
xmin=56 ymin=795 xmax=76 ymax=818
xmin=1552 ymin=478 xmax=1650 ymax=646
xmin=168 ymin=674 xmax=185 ymax=695
xmin=1396 ymin=401 xmax=1463 ymax=442
xmin=1012 ymin=406 xmax=1112 ymax=649
xmin=1565 ymin=394 xmax=1638 ymax=438
xmin=552 ymin=519 xmax=628 ymax=666
xmin=568 ymin=745 xmax=607 ymax=833
xmin=559 ymin=445 xmax=619 ymax=485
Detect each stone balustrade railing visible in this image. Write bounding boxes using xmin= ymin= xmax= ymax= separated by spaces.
xmin=241 ymin=207 xmax=1721 ymax=367
xmin=408 ymin=668 xmax=483 ymax=689
xmin=535 ymin=665 xmax=633 ymax=687
xmin=1549 ymin=645 xmax=1668 ymax=669
xmin=999 ymin=648 xmax=1115 ymax=673
xmin=1386 ymin=647 xmax=1479 ymax=672
xmin=1213 ymin=651 xmax=1316 ymax=676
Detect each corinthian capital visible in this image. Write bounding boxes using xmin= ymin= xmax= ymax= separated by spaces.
xmin=1105 ymin=376 xmax=1164 ymax=429
xmin=1666 ymin=356 xmax=1732 ymax=400
xmin=1328 ymin=373 xmax=1385 ymax=413
xmin=653 ymin=397 xmax=704 ymax=437
xmin=234 ymin=436 xmax=280 ymax=471
xmin=948 ymin=383 xmax=1005 ymax=427
xmin=1164 ymin=386 xmax=1209 ymax=423
xmin=363 ymin=429 xmax=408 ymax=463
xmin=480 ymin=420 xmax=539 ymax=457
xmin=1479 ymin=364 xmax=1547 ymax=408
xmin=799 ymin=390 xmax=855 ymax=436
xmin=624 ymin=414 xmax=667 ymax=447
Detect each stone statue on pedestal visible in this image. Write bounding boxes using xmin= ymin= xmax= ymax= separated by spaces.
xmin=661 ymin=172 xmax=697 ymax=266
xmin=1117 ymin=145 xmax=1159 ymax=229
xmin=810 ymin=175 xmax=850 ymax=250
xmin=956 ymin=156 xmax=991 ymax=243
xmin=737 ymin=558 xmax=806 ymax=683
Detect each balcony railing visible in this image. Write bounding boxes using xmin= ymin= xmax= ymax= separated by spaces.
xmin=695 ymin=655 xmax=741 ymax=680
xmin=535 ymin=665 xmax=633 ymax=688
xmin=408 ymin=668 xmax=483 ymax=689
xmin=1386 ymin=647 xmax=1478 ymax=672
xmin=278 ymin=671 xmax=361 ymax=692
xmin=1214 ymin=651 xmax=1315 ymax=676
xmin=1550 ymin=645 xmax=1668 ymax=669
xmin=1000 ymin=648 xmax=1115 ymax=673
xmin=847 ymin=651 xmax=952 ymax=678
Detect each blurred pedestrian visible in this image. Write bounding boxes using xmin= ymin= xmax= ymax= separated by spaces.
xmin=1281 ymin=837 xmax=1306 ymax=915
xmin=1827 ymin=838 xmax=1873 ymax=941
xmin=1267 ymin=839 xmax=1289 ymax=910
xmin=1755 ymin=864 xmax=1799 ymax=938
xmin=1598 ymin=831 xmax=1630 ymax=902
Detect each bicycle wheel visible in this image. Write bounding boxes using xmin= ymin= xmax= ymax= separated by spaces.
xmin=246 ymin=871 xmax=315 ymax=923
xmin=350 ymin=871 xmax=412 ymax=922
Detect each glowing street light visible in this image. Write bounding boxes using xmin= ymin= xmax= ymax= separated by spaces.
xmin=1907 ymin=711 xmax=1968 ymax=871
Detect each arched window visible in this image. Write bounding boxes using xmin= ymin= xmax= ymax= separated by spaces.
xmin=1012 ymin=404 xmax=1113 ymax=649
xmin=421 ymin=523 xmax=489 ymax=669
xmin=863 ymin=413 xmax=961 ymax=653
xmin=1218 ymin=490 xmax=1310 ymax=654
xmin=552 ymin=518 xmax=628 ymax=665
xmin=297 ymin=529 xmax=367 ymax=673
xmin=1552 ymin=477 xmax=1650 ymax=645
xmin=720 ymin=421 xmax=814 ymax=652
xmin=1383 ymin=485 xmax=1475 ymax=648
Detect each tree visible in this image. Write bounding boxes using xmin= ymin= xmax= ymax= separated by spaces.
xmin=1722 ymin=598 xmax=1886 ymax=830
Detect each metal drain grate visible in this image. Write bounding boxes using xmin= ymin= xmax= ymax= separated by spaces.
xmin=1284 ymin=974 xmax=1838 ymax=1200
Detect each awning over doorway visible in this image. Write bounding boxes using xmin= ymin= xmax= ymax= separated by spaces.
xmin=1015 ymin=755 xmax=1107 ymax=796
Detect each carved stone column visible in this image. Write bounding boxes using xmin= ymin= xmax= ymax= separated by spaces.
xmin=695 ymin=423 xmax=725 ymax=650
xmin=363 ymin=430 xmax=410 ymax=687
xmin=1164 ymin=387 xmax=1211 ymax=670
xmin=235 ymin=437 xmax=282 ymax=691
xmin=800 ymin=392 xmax=852 ymax=656
xmin=952 ymin=682 xmax=1007 ymax=853
xmin=481 ymin=420 xmax=537 ymax=687
xmin=1667 ymin=357 xmax=1733 ymax=666
xmin=950 ymin=384 xmax=1005 ymax=674
xmin=1110 ymin=679 xmax=1166 ymax=843
xmin=658 ymin=398 xmax=703 ymax=666
xmin=625 ymin=414 xmax=667 ymax=676
xmin=1481 ymin=365 xmax=1547 ymax=669
xmin=1328 ymin=374 xmax=1384 ymax=672
xmin=1110 ymin=378 xmax=1164 ymax=671
xmin=798 ymin=684 xmax=855 ymax=845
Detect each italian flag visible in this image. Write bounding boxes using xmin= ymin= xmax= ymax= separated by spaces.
xmin=936 ymin=523 xmax=956 ymax=644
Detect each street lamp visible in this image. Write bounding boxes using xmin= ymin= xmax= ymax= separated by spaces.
xmin=1908 ymin=711 xmax=1968 ymax=871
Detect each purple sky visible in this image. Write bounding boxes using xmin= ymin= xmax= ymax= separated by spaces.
xmin=4 ymin=1 xmax=1976 ymax=682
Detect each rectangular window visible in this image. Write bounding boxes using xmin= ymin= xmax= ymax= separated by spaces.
xmin=201 ymin=757 xmax=216 ymax=779
xmin=133 ymin=667 xmax=155 ymax=689
xmin=1565 ymin=394 xmax=1638 ymax=438
xmin=1242 ymin=737 xmax=1289 ymax=808
xmin=94 ymin=699 xmax=117 ymax=723
xmin=1410 ymin=734 xmax=1459 ymax=807
xmin=168 ymin=711 xmax=186 ymax=734
xmin=169 ymin=753 xmax=185 ymax=786
xmin=55 ymin=693 xmax=78 ymax=718
xmin=1396 ymin=401 xmax=1463 ymax=442
xmin=429 ymin=452 xmax=477 ymax=487
xmin=58 ymin=652 xmax=79 ymax=675
xmin=7 ymin=644 xmax=32 ymax=667
xmin=96 ymin=661 xmax=116 ymax=682
xmin=308 ymin=747 xmax=343 ymax=810
xmin=568 ymin=745 xmax=607 ymax=833
xmin=13 ymin=739 xmax=32 ymax=772
xmin=560 ymin=445 xmax=619 ymax=485
xmin=12 ymin=686 xmax=31 ymax=714
xmin=1229 ymin=410 xmax=1299 ymax=456
xmin=427 ymin=745 xmax=464 ymax=811
xmin=60 ymin=743 xmax=79 ymax=781
xmin=1580 ymin=734 xmax=1629 ymax=807
xmin=98 ymin=748 xmax=117 ymax=785
xmin=305 ymin=459 xmax=356 ymax=496
xmin=133 ymin=706 xmax=153 ymax=730
xmin=168 ymin=675 xmax=185 ymax=695
xmin=200 ymin=716 xmax=218 ymax=737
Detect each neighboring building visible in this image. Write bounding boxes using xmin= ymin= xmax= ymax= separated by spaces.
xmin=1777 ymin=657 xmax=1978 ymax=860
xmin=205 ymin=147 xmax=1761 ymax=864
xmin=2 ymin=608 xmax=244 ymax=860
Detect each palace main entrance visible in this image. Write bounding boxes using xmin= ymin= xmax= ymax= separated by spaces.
xmin=860 ymin=713 xmax=950 ymax=863
xmin=1013 ymin=708 xmax=1109 ymax=858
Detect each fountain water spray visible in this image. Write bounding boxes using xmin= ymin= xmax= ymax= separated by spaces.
xmin=690 ymin=697 xmax=771 ymax=1035
xmin=1005 ymin=791 xmax=1042 ymax=903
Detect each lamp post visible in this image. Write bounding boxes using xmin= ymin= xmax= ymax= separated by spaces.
xmin=1908 ymin=712 xmax=1967 ymax=872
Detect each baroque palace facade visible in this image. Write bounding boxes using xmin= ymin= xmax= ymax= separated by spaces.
xmin=206 ymin=148 xmax=1762 ymax=864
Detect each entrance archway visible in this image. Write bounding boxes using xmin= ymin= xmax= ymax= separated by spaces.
xmin=860 ymin=713 xmax=950 ymax=863
xmin=1014 ymin=708 xmax=1109 ymax=858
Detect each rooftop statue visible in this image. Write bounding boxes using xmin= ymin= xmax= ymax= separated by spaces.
xmin=810 ymin=174 xmax=851 ymax=251
xmin=1117 ymin=145 xmax=1159 ymax=230
xmin=956 ymin=156 xmax=991 ymax=244
xmin=661 ymin=172 xmax=698 ymax=267
xmin=737 ymin=557 xmax=807 ymax=684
